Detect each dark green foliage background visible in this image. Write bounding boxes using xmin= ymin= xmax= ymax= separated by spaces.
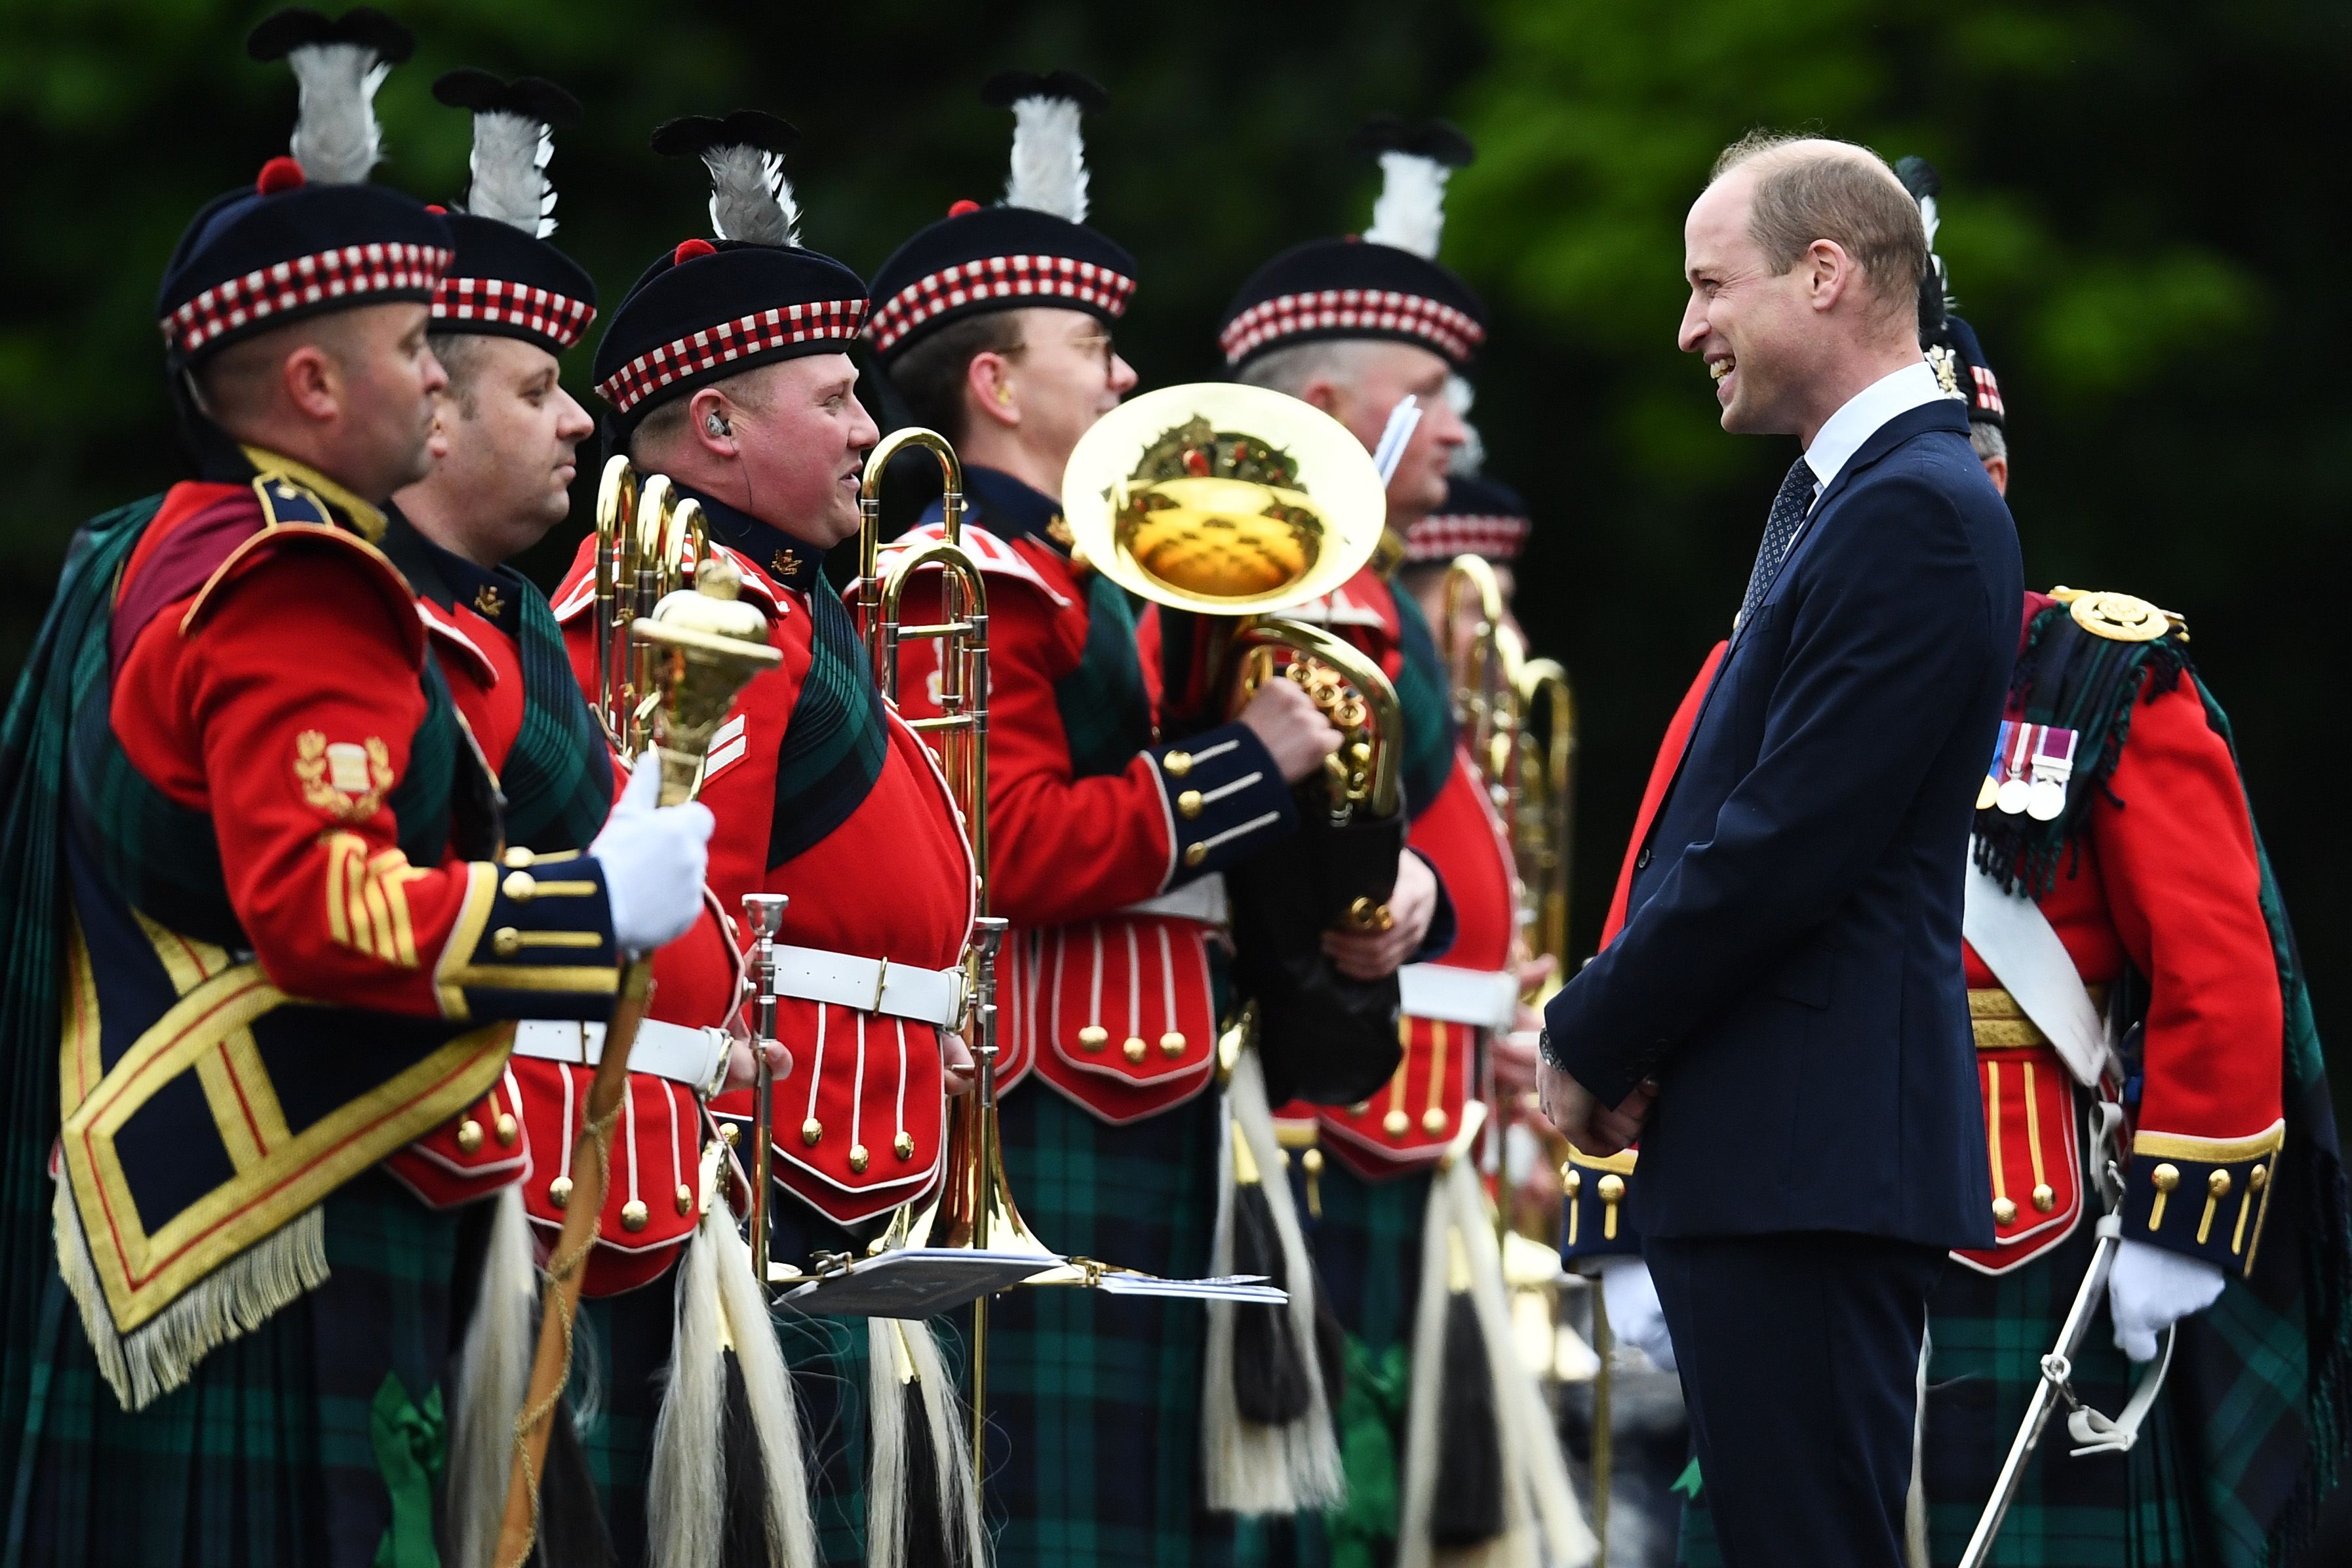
xmin=4 ymin=1 xmax=2343 ymax=1084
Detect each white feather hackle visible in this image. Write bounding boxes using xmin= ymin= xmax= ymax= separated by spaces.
xmin=1917 ymin=193 xmax=1941 ymax=254
xmin=286 ymin=41 xmax=391 ymax=185
xmin=705 ymin=144 xmax=800 ymax=246
xmin=1004 ymin=94 xmax=1089 ymax=222
xmin=1364 ymin=150 xmax=1451 ymax=260
xmin=469 ymin=109 xmax=558 ymax=238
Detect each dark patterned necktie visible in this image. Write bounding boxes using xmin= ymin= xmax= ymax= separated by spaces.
xmin=1735 ymin=455 xmax=1818 ymax=631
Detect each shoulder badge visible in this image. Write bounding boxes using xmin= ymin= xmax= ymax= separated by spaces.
xmin=2050 ymin=586 xmax=2187 ymax=644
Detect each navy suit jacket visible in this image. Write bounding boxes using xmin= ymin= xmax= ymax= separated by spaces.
xmin=1546 ymin=399 xmax=2020 ymax=1250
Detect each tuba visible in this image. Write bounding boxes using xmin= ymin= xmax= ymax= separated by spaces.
xmin=1063 ymin=383 xmax=1407 ymax=1105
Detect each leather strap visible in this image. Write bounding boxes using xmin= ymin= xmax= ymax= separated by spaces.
xmin=511 ymin=1018 xmax=730 ymax=1095
xmin=770 ymin=944 xmax=964 ymax=1029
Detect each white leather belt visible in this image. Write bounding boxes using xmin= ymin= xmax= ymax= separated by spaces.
xmin=772 ymin=945 xmax=964 ymax=1029
xmin=512 ymin=1019 xmax=730 ymax=1095
xmin=1121 ymin=874 xmax=1229 ymax=926
xmin=1398 ymin=964 xmax=1520 ymax=1032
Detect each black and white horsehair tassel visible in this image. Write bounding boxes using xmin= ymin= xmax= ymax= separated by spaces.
xmin=1350 ymin=113 xmax=1476 ymax=262
xmin=652 ymin=111 xmax=803 ymax=247
xmin=648 ymin=1199 xmax=817 ymax=1568
xmin=1200 ymin=1043 xmax=1347 ymax=1514
xmin=865 ymin=1318 xmax=987 ymax=1568
xmin=433 ymin=69 xmax=583 ymax=240
xmin=981 ymin=68 xmax=1110 ymax=224
xmin=246 ymin=7 xmax=414 ymax=186
xmin=1396 ymin=1152 xmax=1593 ymax=1568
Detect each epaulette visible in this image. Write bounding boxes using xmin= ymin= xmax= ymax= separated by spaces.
xmin=1976 ymin=589 xmax=2195 ymax=894
xmin=2048 ymin=586 xmax=2189 ymax=645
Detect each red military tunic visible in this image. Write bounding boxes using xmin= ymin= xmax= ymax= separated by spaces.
xmin=105 ymin=460 xmax=617 ymax=1022
xmin=552 ymin=487 xmax=975 ymax=1228
xmin=61 ymin=455 xmax=625 ymax=1340
xmin=1958 ymin=591 xmax=2282 ymax=1275
xmin=888 ymin=467 xmax=1297 ymax=1123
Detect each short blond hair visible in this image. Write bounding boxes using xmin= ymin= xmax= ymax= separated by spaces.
xmin=1712 ymin=132 xmax=1927 ymax=321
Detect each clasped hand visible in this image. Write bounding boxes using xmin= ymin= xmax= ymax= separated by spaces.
xmin=1537 ymin=1060 xmax=1657 ymax=1158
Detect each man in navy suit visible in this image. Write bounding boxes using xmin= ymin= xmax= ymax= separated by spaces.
xmin=1539 ymin=132 xmax=2022 ymax=1567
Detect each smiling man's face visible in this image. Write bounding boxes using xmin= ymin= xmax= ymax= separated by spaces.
xmin=1676 ymin=165 xmax=1819 ymax=437
xmin=724 ymin=353 xmax=882 ymax=546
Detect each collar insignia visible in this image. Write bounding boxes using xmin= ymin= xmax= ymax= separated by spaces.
xmin=472 ymin=582 xmax=505 ymax=620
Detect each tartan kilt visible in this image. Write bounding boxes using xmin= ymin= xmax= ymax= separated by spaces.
xmin=10 ymin=1169 xmax=474 ymax=1568
xmin=574 ymin=1202 xmax=878 ymax=1568
xmin=1675 ymin=1207 xmax=2204 ymax=1568
xmin=1299 ymin=1159 xmax=1430 ymax=1354
xmin=977 ymin=1084 xmax=1236 ymax=1567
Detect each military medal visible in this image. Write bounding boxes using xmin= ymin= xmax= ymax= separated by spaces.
xmin=2027 ymin=726 xmax=2077 ymax=821
xmin=1995 ymin=721 xmax=2035 ymax=814
xmin=1978 ymin=720 xmax=2011 ymax=811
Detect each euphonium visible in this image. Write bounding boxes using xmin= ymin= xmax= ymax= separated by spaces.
xmin=1062 ymin=383 xmax=1407 ymax=1105
xmin=1061 ymin=382 xmax=1401 ymax=829
xmin=590 ymin=454 xmax=709 ymax=755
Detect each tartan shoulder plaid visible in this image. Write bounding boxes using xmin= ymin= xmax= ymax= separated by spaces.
xmin=496 ymin=576 xmax=615 ymax=855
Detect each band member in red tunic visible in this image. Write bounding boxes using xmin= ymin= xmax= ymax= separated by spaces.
xmin=868 ymin=73 xmax=1343 ymax=1565
xmin=0 ymin=17 xmax=708 ymax=1564
xmin=545 ymin=110 xmax=979 ymax=1565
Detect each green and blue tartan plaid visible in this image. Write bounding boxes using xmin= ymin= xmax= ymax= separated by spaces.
xmin=977 ymin=1085 xmax=1237 ymax=1568
xmin=9 ymin=1171 xmax=473 ymax=1568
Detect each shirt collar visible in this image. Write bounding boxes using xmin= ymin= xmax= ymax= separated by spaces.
xmin=960 ymin=465 xmax=1068 ymax=553
xmin=379 ymin=507 xmax=522 ymax=631
xmin=241 ymin=444 xmax=387 ymax=543
xmin=1803 ymin=359 xmax=1946 ymax=500
xmin=680 ymin=484 xmax=833 ymax=595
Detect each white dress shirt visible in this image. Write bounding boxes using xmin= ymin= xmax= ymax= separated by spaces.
xmin=1800 ymin=358 xmax=1948 ymax=512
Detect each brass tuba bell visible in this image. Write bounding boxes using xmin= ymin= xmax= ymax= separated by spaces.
xmin=1061 ymin=383 xmax=1400 ymax=823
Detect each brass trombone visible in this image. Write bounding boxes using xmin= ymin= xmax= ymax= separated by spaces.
xmin=590 ymin=454 xmax=709 ymax=755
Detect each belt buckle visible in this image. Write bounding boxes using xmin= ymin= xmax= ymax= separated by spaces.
xmin=869 ymin=956 xmax=890 ymax=1015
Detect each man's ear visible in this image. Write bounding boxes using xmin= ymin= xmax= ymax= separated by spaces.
xmin=1807 ymin=239 xmax=1852 ymax=314
xmin=1982 ymin=453 xmax=2010 ymax=498
xmin=968 ymin=351 xmax=1019 ymax=430
xmin=687 ymin=386 xmax=737 ymax=457
xmin=1299 ymin=378 xmax=1345 ymax=420
xmin=282 ymin=343 xmax=340 ymax=423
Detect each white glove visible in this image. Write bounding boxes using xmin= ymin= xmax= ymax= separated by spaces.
xmin=2107 ymin=1238 xmax=2225 ymax=1362
xmin=1596 ymin=1255 xmax=1677 ymax=1372
xmin=589 ymin=759 xmax=714 ymax=956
